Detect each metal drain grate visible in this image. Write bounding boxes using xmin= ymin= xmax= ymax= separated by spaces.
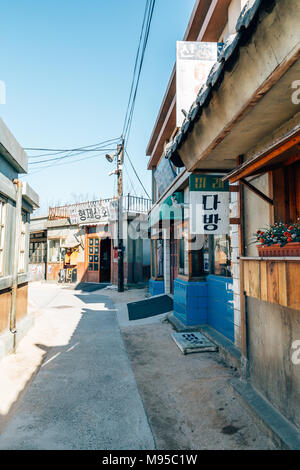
xmin=172 ymin=332 xmax=218 ymax=355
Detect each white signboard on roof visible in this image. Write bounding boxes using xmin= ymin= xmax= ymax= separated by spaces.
xmin=176 ymin=41 xmax=218 ymax=127
xmin=69 ymin=200 xmax=112 ymax=225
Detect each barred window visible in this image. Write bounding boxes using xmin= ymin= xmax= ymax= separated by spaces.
xmin=29 ymin=241 xmax=47 ymax=264
xmin=0 ymin=199 xmax=6 ymax=276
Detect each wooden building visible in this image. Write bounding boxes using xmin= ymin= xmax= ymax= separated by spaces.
xmin=162 ymin=0 xmax=300 ymax=444
xmin=29 ymin=195 xmax=151 ymax=286
xmin=147 ymin=0 xmax=248 ymax=345
xmin=0 ymin=118 xmax=39 ymax=361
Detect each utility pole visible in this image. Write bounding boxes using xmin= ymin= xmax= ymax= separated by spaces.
xmin=117 ymin=139 xmax=124 ymax=292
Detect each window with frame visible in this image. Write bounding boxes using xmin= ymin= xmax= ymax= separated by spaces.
xmin=48 ymin=239 xmax=61 ymax=262
xmin=30 ymin=241 xmax=47 ymax=263
xmin=272 ymin=161 xmax=300 ymax=224
xmin=178 ymin=223 xmax=189 ymax=276
xmin=0 ymin=198 xmax=6 ymax=276
xmin=212 ymin=234 xmax=231 ymax=278
xmin=88 ymin=238 xmax=100 ymax=272
xmin=151 ymin=239 xmax=164 ymax=279
xmin=177 ymin=222 xmax=204 ymax=278
xmin=18 ymin=212 xmax=27 ymax=273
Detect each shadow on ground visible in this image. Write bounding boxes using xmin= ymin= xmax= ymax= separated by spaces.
xmin=0 ymin=293 xmax=154 ymax=450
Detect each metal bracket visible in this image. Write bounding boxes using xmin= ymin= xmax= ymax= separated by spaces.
xmin=240 ymin=178 xmax=274 ymax=205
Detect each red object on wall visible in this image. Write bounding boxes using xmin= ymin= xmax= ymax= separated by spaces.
xmin=257 ymin=242 xmax=300 ymax=257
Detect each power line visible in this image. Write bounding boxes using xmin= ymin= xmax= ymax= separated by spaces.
xmin=124 ymin=161 xmax=138 ymax=197
xmin=26 ymin=150 xmax=110 ymax=176
xmin=122 ymin=0 xmax=150 ymax=138
xmin=122 ymin=0 xmax=155 ymax=146
xmin=125 ymin=149 xmax=150 ymax=199
xmin=118 ymin=0 xmax=155 ymax=202
xmin=29 ymin=147 xmax=116 ymax=165
xmin=26 ymin=137 xmax=121 ymax=158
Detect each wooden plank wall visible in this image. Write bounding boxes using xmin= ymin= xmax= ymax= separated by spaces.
xmin=243 ymin=259 xmax=300 ymax=310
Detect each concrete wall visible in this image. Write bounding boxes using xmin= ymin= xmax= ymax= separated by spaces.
xmin=29 ymin=263 xmax=46 ymax=282
xmin=0 ymin=119 xmax=38 ymax=362
xmin=244 ymin=174 xmax=270 ymax=257
xmin=247 ymin=297 xmax=300 ymax=429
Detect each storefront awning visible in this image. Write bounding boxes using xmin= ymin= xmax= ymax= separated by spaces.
xmin=224 ymin=127 xmax=300 ymax=183
xmin=61 ymin=233 xmax=81 ymax=249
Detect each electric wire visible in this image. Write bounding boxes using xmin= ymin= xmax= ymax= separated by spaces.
xmin=29 ymin=147 xmax=116 ymax=165
xmin=26 ymin=151 xmax=110 ymax=176
xmin=125 ymin=149 xmax=150 ymax=199
xmin=122 ymin=0 xmax=155 ymax=146
xmin=26 ymin=136 xmax=121 ymax=157
xmin=24 ymin=0 xmax=156 ymax=201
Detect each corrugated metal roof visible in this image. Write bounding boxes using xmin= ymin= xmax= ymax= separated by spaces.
xmin=165 ymin=0 xmax=276 ymax=167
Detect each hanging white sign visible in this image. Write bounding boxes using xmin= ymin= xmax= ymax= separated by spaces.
xmin=189 ymin=174 xmax=230 ymax=235
xmin=69 ymin=200 xmax=111 ymax=225
xmin=176 ymin=41 xmax=218 ymax=127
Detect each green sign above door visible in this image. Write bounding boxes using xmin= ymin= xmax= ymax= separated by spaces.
xmin=189 ymin=174 xmax=229 ymax=192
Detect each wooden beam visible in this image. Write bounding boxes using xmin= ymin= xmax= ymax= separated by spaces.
xmin=230 ymin=217 xmax=240 ymax=225
xmin=240 ymin=179 xmax=274 ymax=206
xmin=228 ymin=132 xmax=300 ymax=183
xmin=237 ymin=155 xmax=248 ymax=367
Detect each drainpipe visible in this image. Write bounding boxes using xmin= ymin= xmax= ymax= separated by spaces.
xmin=10 ymin=179 xmax=23 ymax=353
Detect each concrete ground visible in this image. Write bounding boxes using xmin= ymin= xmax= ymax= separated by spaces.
xmin=0 ymin=283 xmax=154 ymax=450
xmin=122 ymin=323 xmax=275 ymax=450
xmin=0 ymin=283 xmax=275 ymax=450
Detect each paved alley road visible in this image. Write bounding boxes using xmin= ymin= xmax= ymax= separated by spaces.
xmin=0 ymin=284 xmax=155 ymax=450
xmin=0 ymin=283 xmax=275 ymax=450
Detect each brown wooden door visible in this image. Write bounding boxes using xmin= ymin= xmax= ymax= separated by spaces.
xmin=86 ymin=237 xmax=100 ymax=282
xmin=100 ymin=238 xmax=111 ymax=282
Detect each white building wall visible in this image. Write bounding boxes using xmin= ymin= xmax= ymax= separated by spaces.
xmin=229 ymin=185 xmax=241 ymax=348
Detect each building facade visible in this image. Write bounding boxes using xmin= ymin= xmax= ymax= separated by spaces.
xmin=147 ymin=0 xmax=248 ymax=348
xmin=0 ymin=118 xmax=39 ymax=361
xmin=29 ymin=195 xmax=151 ymax=286
xmin=152 ymin=0 xmax=300 ymax=442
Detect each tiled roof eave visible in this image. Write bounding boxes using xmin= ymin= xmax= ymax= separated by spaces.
xmin=165 ymin=0 xmax=276 ymax=166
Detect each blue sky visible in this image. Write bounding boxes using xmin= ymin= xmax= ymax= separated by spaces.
xmin=0 ymin=0 xmax=195 ymax=213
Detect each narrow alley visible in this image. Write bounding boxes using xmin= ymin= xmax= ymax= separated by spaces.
xmin=0 ymin=283 xmax=274 ymax=450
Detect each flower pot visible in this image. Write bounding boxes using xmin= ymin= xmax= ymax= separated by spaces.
xmin=257 ymin=242 xmax=300 ymax=257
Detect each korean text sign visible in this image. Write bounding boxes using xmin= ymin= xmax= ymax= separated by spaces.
xmin=189 ymin=174 xmax=229 ymax=235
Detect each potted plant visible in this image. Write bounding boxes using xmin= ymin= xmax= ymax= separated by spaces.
xmin=254 ymin=221 xmax=300 ymax=257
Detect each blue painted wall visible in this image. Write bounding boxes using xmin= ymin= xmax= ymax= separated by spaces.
xmin=173 ymin=275 xmax=234 ymax=342
xmin=207 ymin=275 xmax=234 ymax=343
xmin=173 ymin=278 xmax=208 ymax=326
xmin=149 ymin=278 xmax=165 ymax=296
